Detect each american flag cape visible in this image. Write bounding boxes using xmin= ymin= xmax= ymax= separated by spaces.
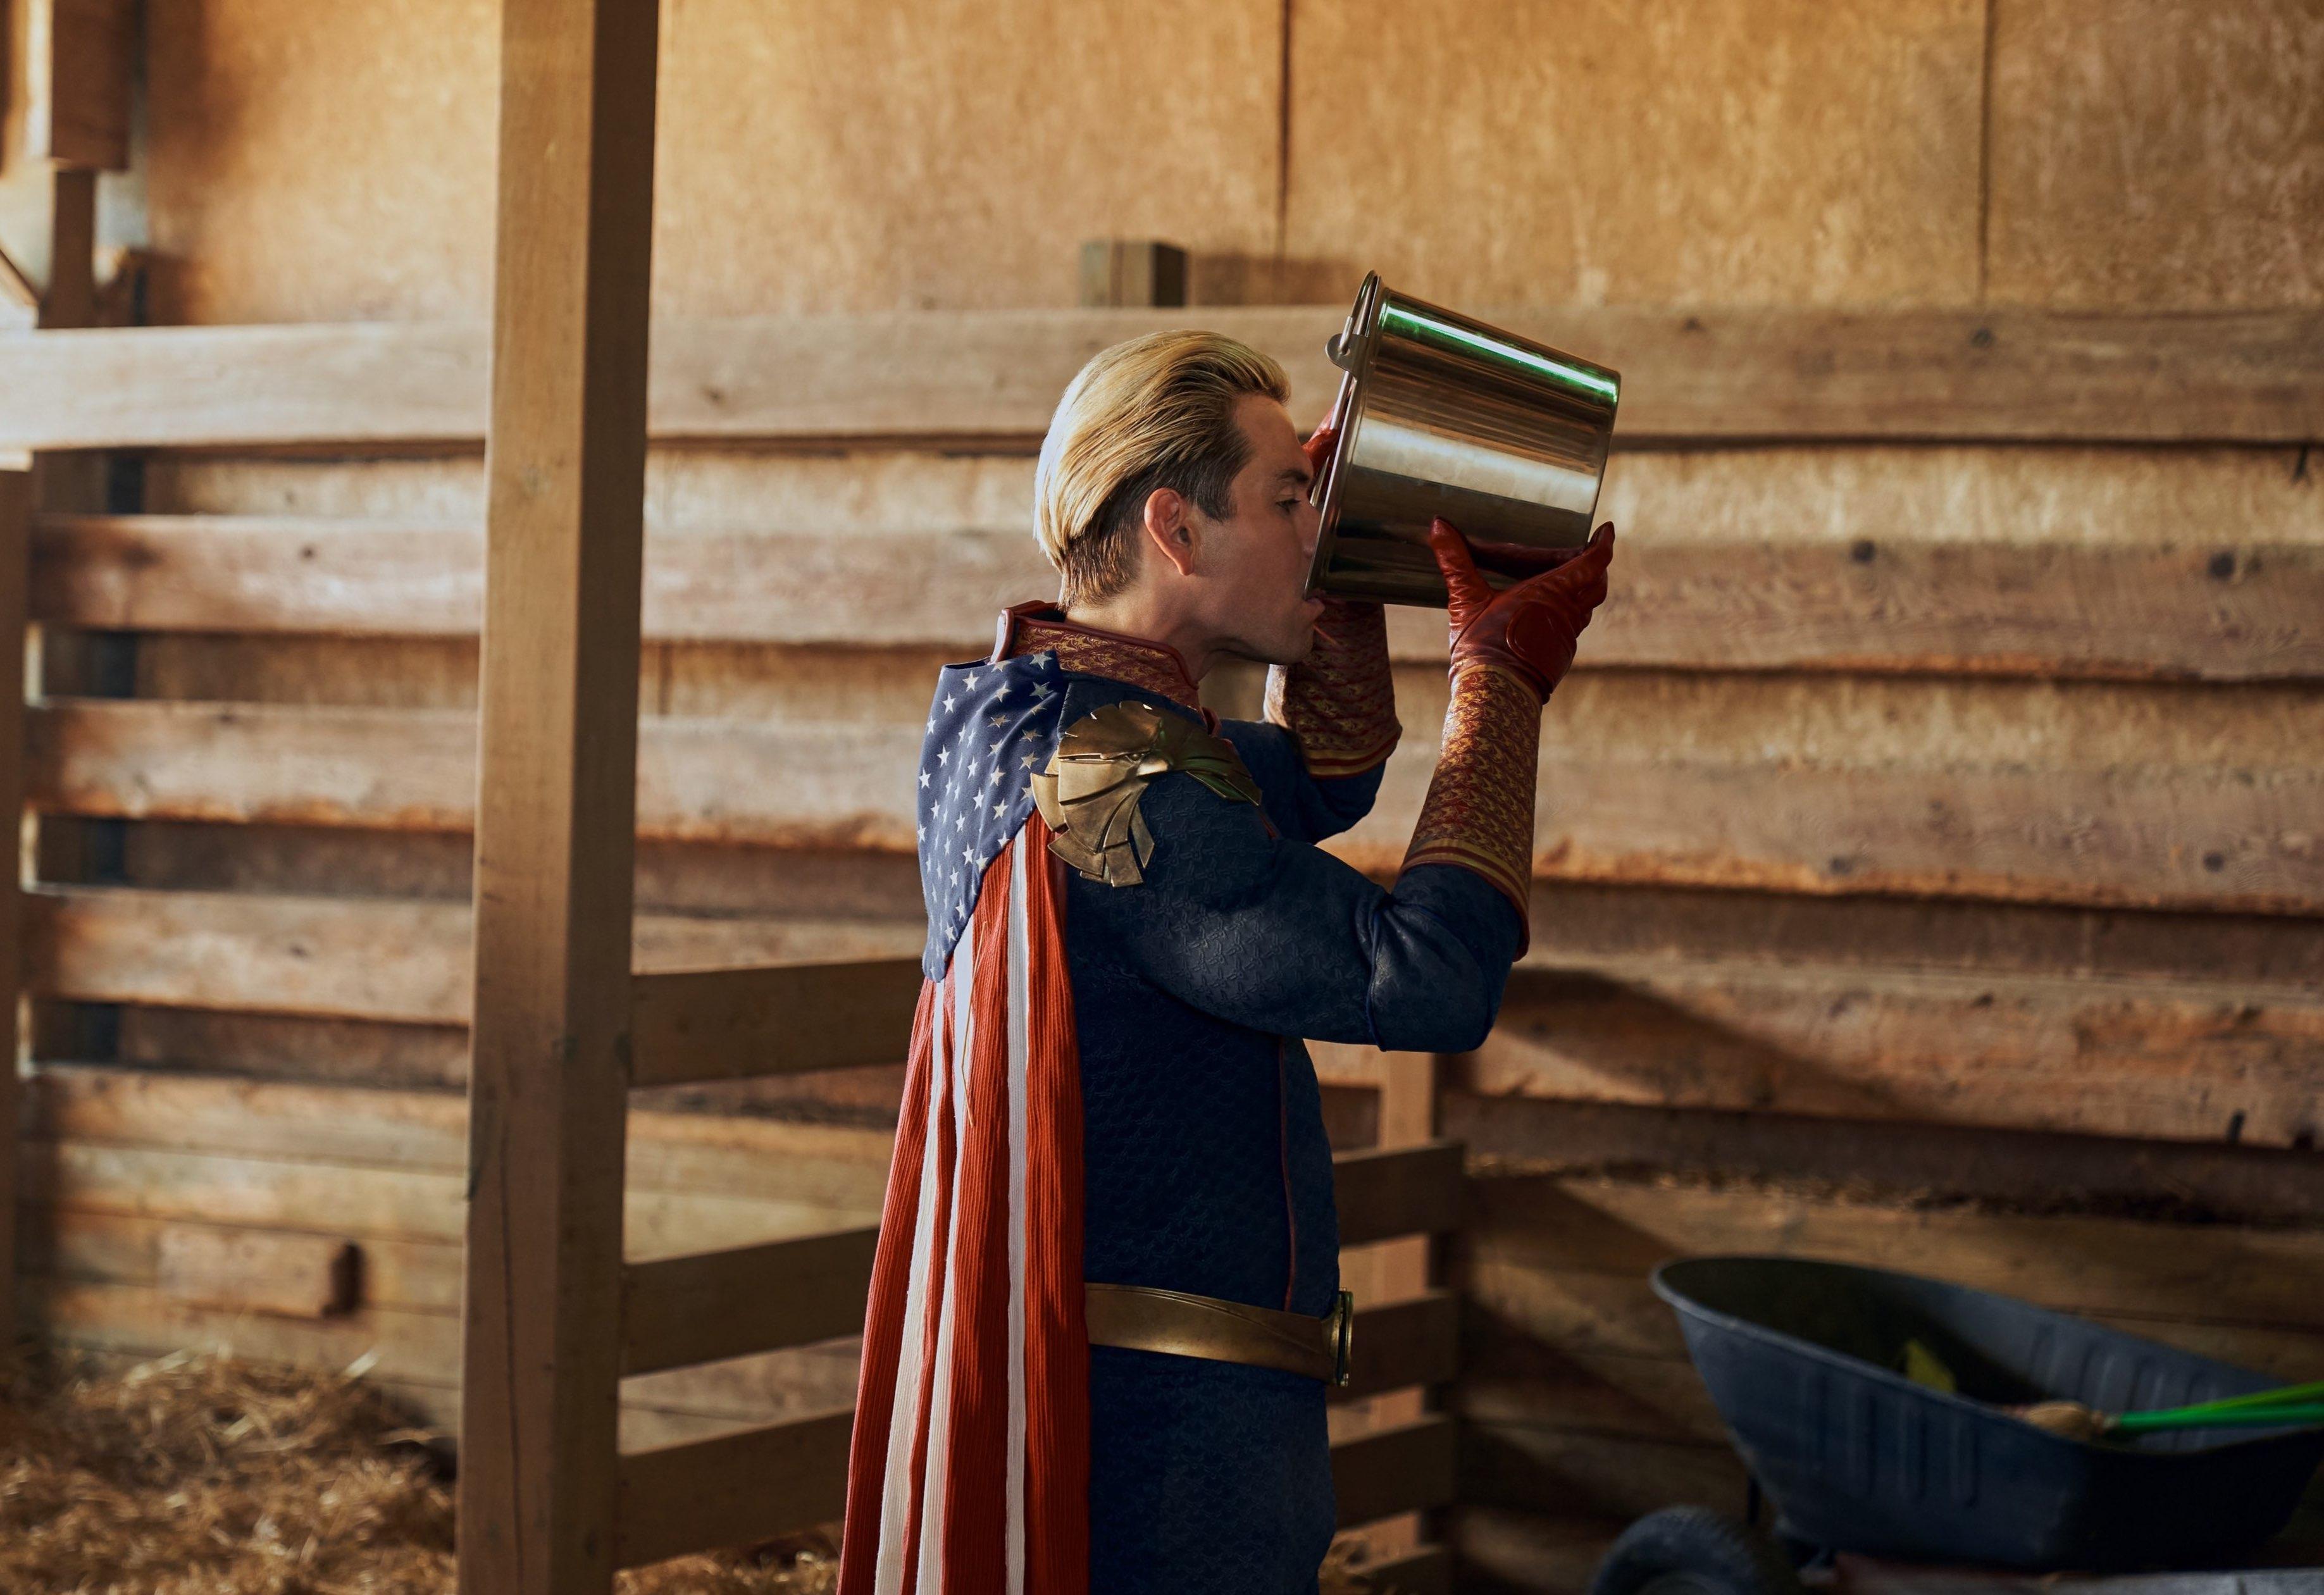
xmin=838 ymin=651 xmax=1090 ymax=1595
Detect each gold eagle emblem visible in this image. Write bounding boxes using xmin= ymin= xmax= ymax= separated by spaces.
xmin=1031 ymin=702 xmax=1262 ymax=886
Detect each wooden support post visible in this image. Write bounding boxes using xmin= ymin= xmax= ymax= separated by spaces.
xmin=0 ymin=470 xmax=30 ymax=1343
xmin=456 ymin=2 xmax=660 ymax=1592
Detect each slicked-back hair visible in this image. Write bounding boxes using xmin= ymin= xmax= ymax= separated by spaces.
xmin=1033 ymin=330 xmax=1291 ymax=608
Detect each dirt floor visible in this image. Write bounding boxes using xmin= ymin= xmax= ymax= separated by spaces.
xmin=0 ymin=1348 xmax=1384 ymax=1593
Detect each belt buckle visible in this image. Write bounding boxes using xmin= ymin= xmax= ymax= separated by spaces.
xmin=1330 ymin=1289 xmax=1355 ymax=1387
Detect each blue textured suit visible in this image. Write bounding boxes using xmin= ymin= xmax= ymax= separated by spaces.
xmin=943 ymin=609 xmax=1522 ymax=1593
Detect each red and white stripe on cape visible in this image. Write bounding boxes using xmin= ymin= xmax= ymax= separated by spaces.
xmin=838 ymin=812 xmax=1090 ymax=1595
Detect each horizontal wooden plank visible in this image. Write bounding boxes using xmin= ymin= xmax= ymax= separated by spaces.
xmin=1341 ymin=1290 xmax=1460 ymax=1403
xmin=1467 ymin=955 xmax=2324 ymax=1148
xmin=30 ymin=880 xmax=2324 ymax=1148
xmin=621 ymin=1228 xmax=879 ymax=1376
xmin=1333 ymin=1416 xmax=1458 ymax=1529
xmin=37 ymin=512 xmax=2324 ymax=681
xmin=2 ymin=307 xmax=2317 ymax=452
xmin=1522 ymin=879 xmax=2324 ymax=991
xmin=33 ymin=666 xmax=2324 ymax=912
xmin=610 ymin=1405 xmax=1460 ymax=1568
xmin=614 ymin=1408 xmax=855 ymax=1568
xmin=153 ymin=1222 xmax=356 ymax=1319
xmin=1436 ymin=1095 xmax=2324 ymax=1227
xmin=1352 ymin=1544 xmax=1453 ymax=1595
xmin=1335 ymin=1142 xmax=1464 ymax=1246
xmin=629 ymin=959 xmax=924 ymax=1088
xmin=23 ymin=883 xmax=919 ymax=1022
xmin=1467 ymin=1173 xmax=2324 ymax=1332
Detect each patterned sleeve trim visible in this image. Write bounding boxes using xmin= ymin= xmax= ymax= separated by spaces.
xmin=1401 ymin=662 xmax=1540 ymax=946
xmin=1264 ymin=599 xmax=1403 ymax=779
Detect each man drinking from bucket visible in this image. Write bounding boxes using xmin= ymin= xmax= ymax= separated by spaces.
xmin=838 ymin=330 xmax=1617 ymax=1595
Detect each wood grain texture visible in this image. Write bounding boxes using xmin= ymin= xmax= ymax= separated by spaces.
xmin=1285 ymin=0 xmax=1985 ymax=309
xmin=619 ymin=1227 xmax=878 ymax=1377
xmin=613 ymin=1409 xmax=854 ymax=1568
xmin=152 ymin=1222 xmax=356 ymax=1318
xmin=25 ymin=0 xmax=135 ymax=170
xmin=4 ymin=307 xmax=2320 ymax=452
xmin=36 ymin=497 xmax=2324 ymax=680
xmin=1331 ymin=1417 xmax=1458 ymax=1530
xmin=1469 ymin=955 xmax=2324 ymax=1146
xmin=141 ymin=0 xmax=1279 ymax=324
xmin=1987 ymin=0 xmax=2324 ymax=309
xmin=457 ymin=1 xmax=661 ymax=1588
xmin=32 ymin=665 xmax=2324 ymax=914
xmin=627 ymin=959 xmax=926 ymax=1087
xmin=1467 ymin=1173 xmax=2324 ymax=1329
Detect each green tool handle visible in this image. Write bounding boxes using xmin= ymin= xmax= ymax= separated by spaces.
xmin=2125 ymin=1378 xmax=2324 ymax=1427
xmin=2112 ymin=1402 xmax=2324 ymax=1435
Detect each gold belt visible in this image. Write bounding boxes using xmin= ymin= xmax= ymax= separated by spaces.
xmin=1085 ymin=1282 xmax=1354 ymax=1387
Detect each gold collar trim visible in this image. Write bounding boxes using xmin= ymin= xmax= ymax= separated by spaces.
xmin=991 ymin=602 xmax=1202 ymax=711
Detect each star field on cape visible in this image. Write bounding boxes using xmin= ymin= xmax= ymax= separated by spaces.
xmin=917 ymin=649 xmax=1069 ymax=975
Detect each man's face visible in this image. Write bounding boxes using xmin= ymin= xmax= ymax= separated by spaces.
xmin=1183 ymin=393 xmax=1326 ymax=666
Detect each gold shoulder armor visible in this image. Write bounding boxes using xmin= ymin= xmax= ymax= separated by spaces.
xmin=1031 ymin=702 xmax=1262 ymax=886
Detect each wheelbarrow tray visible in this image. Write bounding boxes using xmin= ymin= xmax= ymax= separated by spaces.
xmin=1653 ymin=1256 xmax=2324 ymax=1572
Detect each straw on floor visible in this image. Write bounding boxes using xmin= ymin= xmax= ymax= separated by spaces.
xmin=0 ymin=1347 xmax=1391 ymax=1593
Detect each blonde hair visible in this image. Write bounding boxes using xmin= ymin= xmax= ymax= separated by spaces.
xmin=1033 ymin=330 xmax=1290 ymax=607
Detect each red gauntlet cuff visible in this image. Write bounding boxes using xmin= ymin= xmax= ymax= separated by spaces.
xmin=1265 ymin=598 xmax=1403 ymax=779
xmin=1402 ymin=662 xmax=1540 ymax=948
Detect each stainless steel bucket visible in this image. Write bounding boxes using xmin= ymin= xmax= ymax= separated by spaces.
xmin=1305 ymin=273 xmax=1622 ymax=607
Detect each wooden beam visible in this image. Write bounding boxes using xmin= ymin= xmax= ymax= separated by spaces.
xmin=153 ymin=1223 xmax=357 ymax=1319
xmin=29 ymin=884 xmax=2324 ymax=1148
xmin=456 ymin=1 xmax=661 ymax=1592
xmin=609 ymin=1407 xmax=1460 ymax=1569
xmin=0 ymin=472 xmax=29 ymax=1340
xmin=613 ymin=1409 xmax=854 ymax=1569
xmin=618 ymin=1219 xmax=1457 ymax=1396
xmin=1333 ymin=1417 xmax=1458 ymax=1529
xmin=1338 ymin=1290 xmax=1460 ymax=1403
xmin=0 ymin=306 xmax=2316 ymax=453
xmin=1335 ymin=1142 xmax=1464 ymax=1246
xmin=628 ymin=959 xmax=924 ymax=1088
xmin=24 ymin=0 xmax=135 ymax=171
xmin=34 ymin=669 xmax=2324 ymax=915
xmin=34 ymin=514 xmax=2324 ymax=682
xmin=620 ymin=1227 xmax=879 ymax=1376
xmin=1355 ymin=1545 xmax=1453 ymax=1595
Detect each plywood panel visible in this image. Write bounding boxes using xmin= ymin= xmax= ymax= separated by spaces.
xmin=142 ymin=0 xmax=499 ymax=325
xmin=142 ymin=0 xmax=1280 ymax=324
xmin=1285 ymin=0 xmax=1985 ymax=308
xmin=1987 ymin=0 xmax=2324 ymax=309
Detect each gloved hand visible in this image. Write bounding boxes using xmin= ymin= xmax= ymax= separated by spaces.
xmin=1264 ymin=415 xmax=1405 ymax=779
xmin=1428 ymin=516 xmax=1615 ymax=702
xmin=1300 ymin=416 xmax=1380 ymax=652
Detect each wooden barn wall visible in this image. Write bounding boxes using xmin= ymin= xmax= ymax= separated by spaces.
xmin=6 ymin=1 xmax=2324 ymax=1589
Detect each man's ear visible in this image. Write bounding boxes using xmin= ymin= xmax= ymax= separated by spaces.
xmin=1140 ymin=487 xmax=1201 ymax=579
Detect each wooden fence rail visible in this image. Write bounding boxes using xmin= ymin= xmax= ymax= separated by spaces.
xmin=33 ymin=512 xmax=2324 ymax=680
xmin=0 ymin=307 xmax=2318 ymax=454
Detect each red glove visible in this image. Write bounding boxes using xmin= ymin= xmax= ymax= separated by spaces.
xmin=1302 ymin=421 xmax=1338 ymax=481
xmin=1429 ymin=516 xmax=1615 ymax=702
